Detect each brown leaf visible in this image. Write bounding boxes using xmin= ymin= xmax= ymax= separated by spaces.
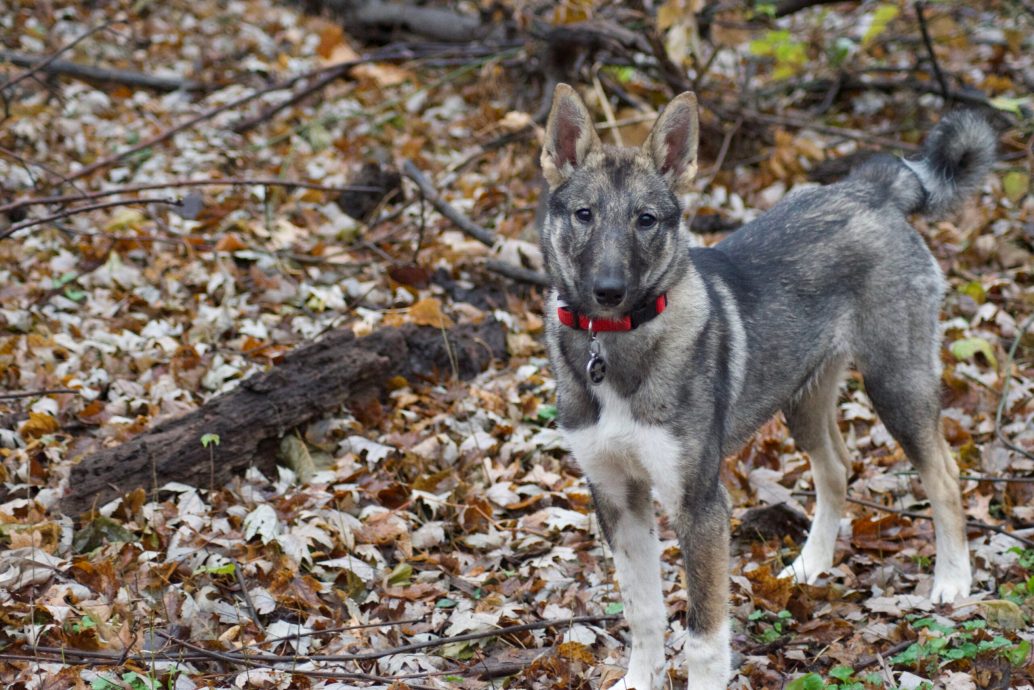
xmin=745 ymin=566 xmax=793 ymax=612
xmin=409 ymin=297 xmax=454 ymax=329
xmin=20 ymin=411 xmax=59 ymax=439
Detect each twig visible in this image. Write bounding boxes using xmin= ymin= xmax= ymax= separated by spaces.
xmin=233 ymin=64 xmax=350 ymax=133
xmin=913 ymin=2 xmax=950 ymax=102
xmin=484 ymin=259 xmax=550 ymax=287
xmin=62 ymin=49 xmax=411 ymax=184
xmin=709 ymin=102 xmax=921 ymax=152
xmin=401 ymin=159 xmax=498 ymax=247
xmin=0 ymin=19 xmax=123 ymax=94
xmin=0 ymin=51 xmax=203 ymax=93
xmin=231 ymin=560 xmax=263 ymax=633
xmin=0 ymin=389 xmax=79 ymax=400
xmin=0 ymin=178 xmax=382 ymax=215
xmin=233 ymin=70 xmax=346 ymax=134
xmin=1 ymin=197 xmax=181 ymax=241
xmin=0 ymin=145 xmax=87 ymax=193
xmin=592 ymin=69 xmax=622 ymax=146
xmin=893 ymin=471 xmax=1034 ymax=483
xmin=793 ymin=490 xmax=1034 ymax=548
xmin=995 ymin=312 xmax=1034 ymax=461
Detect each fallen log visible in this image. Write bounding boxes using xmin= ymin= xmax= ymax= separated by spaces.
xmin=61 ymin=321 xmax=506 ymax=516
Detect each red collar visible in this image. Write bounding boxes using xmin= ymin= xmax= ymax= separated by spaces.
xmin=557 ymin=294 xmax=668 ymax=332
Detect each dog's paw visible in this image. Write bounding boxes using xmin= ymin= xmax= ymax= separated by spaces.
xmin=777 ymin=553 xmax=828 ymax=584
xmin=614 ymin=672 xmax=656 ymax=690
xmin=930 ymin=566 xmax=972 ymax=604
xmin=617 ymin=655 xmax=663 ymax=690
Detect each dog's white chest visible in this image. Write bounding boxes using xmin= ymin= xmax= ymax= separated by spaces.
xmin=564 ymin=384 xmax=684 ymax=512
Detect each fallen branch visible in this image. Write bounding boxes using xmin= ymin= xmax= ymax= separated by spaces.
xmin=794 ymin=490 xmax=1034 ymax=548
xmin=0 ymin=389 xmax=79 ymax=400
xmin=485 ymin=259 xmax=551 ymax=288
xmin=0 ymin=51 xmax=204 ymax=93
xmin=0 ymin=19 xmax=123 ymax=94
xmin=402 ymin=159 xmax=498 ymax=247
xmin=0 ymin=197 xmax=182 ymax=241
xmin=61 ymin=321 xmax=506 ymax=515
xmin=0 ymin=178 xmax=383 ymax=216
xmin=402 ymin=160 xmax=552 ymax=286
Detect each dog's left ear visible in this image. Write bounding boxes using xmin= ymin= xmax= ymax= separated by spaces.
xmin=644 ymin=92 xmax=699 ymax=194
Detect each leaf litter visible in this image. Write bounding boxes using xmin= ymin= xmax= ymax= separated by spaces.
xmin=1 ymin=0 xmax=1033 ymax=688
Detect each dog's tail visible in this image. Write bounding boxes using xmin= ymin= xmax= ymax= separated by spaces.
xmin=853 ymin=111 xmax=996 ymax=216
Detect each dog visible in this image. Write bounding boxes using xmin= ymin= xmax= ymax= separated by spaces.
xmin=538 ymin=83 xmax=995 ymax=689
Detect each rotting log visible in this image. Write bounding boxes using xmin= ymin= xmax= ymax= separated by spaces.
xmin=61 ymin=321 xmax=506 ymax=516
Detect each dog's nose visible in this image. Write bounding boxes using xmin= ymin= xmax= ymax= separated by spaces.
xmin=593 ymin=277 xmax=626 ymax=307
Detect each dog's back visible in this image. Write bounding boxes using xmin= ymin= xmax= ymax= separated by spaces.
xmin=695 ymin=112 xmax=996 ymax=449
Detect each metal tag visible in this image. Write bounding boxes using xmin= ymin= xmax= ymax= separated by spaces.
xmin=586 ymin=353 xmax=607 ymax=384
xmin=586 ymin=329 xmax=606 ymax=385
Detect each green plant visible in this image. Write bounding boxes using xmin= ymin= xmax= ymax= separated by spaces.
xmin=748 ymin=608 xmax=793 ymax=643
xmin=748 ymin=30 xmax=807 ymax=80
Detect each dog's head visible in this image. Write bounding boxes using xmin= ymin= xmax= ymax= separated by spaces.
xmin=539 ymin=84 xmax=699 ymax=318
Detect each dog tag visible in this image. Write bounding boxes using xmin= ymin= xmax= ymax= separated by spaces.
xmin=586 ymin=331 xmax=606 ymax=385
xmin=586 ymin=353 xmax=606 ymax=384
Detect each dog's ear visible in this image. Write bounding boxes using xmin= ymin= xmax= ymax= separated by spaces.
xmin=541 ymin=83 xmax=601 ymax=189
xmin=644 ymin=92 xmax=699 ymax=194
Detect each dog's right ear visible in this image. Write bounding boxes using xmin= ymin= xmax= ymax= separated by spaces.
xmin=541 ymin=84 xmax=601 ymax=190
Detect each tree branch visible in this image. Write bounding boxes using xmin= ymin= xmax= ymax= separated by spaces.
xmin=0 ymin=19 xmax=123 ymax=94
xmin=0 ymin=50 xmax=204 ymax=93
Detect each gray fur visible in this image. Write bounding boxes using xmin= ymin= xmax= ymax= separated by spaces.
xmin=539 ymin=84 xmax=994 ymax=690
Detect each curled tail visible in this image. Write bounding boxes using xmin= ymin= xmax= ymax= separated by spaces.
xmin=851 ymin=110 xmax=996 ymax=215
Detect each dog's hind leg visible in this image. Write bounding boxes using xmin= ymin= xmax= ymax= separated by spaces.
xmin=779 ymin=360 xmax=851 ymax=584
xmin=860 ymin=365 xmax=972 ymax=603
xmin=586 ymin=470 xmax=667 ymax=690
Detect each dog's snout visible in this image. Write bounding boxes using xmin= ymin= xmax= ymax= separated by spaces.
xmin=593 ymin=276 xmax=626 ymax=307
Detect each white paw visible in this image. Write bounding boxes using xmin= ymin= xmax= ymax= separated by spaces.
xmin=777 ymin=552 xmax=829 ymax=584
xmin=619 ymin=655 xmax=663 ymax=690
xmin=930 ymin=565 xmax=972 ymax=604
xmin=616 ymin=672 xmax=656 ymax=690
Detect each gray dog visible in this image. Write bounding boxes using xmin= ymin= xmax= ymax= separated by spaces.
xmin=538 ymin=83 xmax=995 ymax=689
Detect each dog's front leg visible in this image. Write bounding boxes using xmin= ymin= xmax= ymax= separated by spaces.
xmin=586 ymin=469 xmax=666 ymax=690
xmin=669 ymin=480 xmax=731 ymax=690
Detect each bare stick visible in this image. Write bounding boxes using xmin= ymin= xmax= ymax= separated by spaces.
xmin=0 ymin=19 xmax=123 ymax=94
xmin=485 ymin=259 xmax=550 ymax=287
xmin=1 ymin=197 xmax=181 ymax=241
xmin=401 ymin=159 xmax=498 ymax=247
xmin=0 ymin=178 xmax=382 ymax=215
xmin=913 ymin=2 xmax=950 ymax=102
xmin=232 ymin=64 xmax=350 ymax=134
xmin=0 ymin=388 xmax=79 ymax=400
xmin=0 ymin=51 xmax=203 ymax=93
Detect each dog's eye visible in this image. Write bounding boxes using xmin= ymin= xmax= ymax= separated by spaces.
xmin=637 ymin=213 xmax=657 ymax=229
xmin=574 ymin=208 xmax=592 ymax=223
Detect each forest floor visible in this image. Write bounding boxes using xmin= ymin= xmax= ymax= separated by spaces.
xmin=1 ymin=0 xmax=1033 ymax=688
